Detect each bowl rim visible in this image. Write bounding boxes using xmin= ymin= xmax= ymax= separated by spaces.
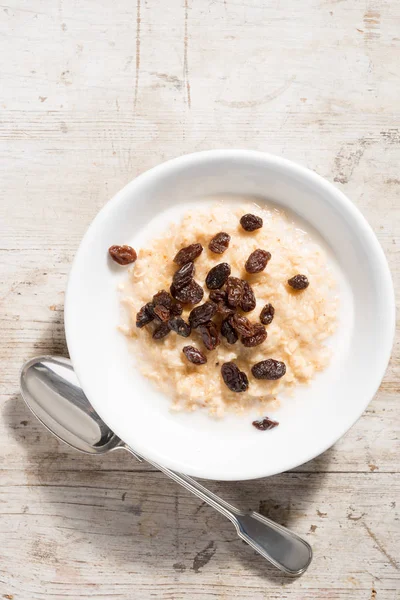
xmin=65 ymin=149 xmax=395 ymax=480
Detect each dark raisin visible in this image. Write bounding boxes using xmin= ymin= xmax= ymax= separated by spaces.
xmin=169 ymin=316 xmax=191 ymax=337
xmin=153 ymin=290 xmax=174 ymax=309
xmin=221 ymin=304 xmax=236 ymax=318
xmin=189 ymin=301 xmax=217 ymax=329
xmin=173 ymin=243 xmax=203 ymax=266
xmin=146 ymin=304 xmax=158 ymax=319
xmin=221 ymin=362 xmax=249 ymax=393
xmin=170 ymin=280 xmax=204 ymax=304
xmin=109 ymin=245 xmax=137 ymax=265
xmin=245 ymin=249 xmax=271 ymax=274
xmin=226 ymin=276 xmax=243 ymax=307
xmin=170 ymin=302 xmax=183 ymax=317
xmin=205 ymin=263 xmax=231 ymax=290
xmin=252 ymin=359 xmax=286 ymax=380
xmin=172 ymin=262 xmax=195 ymax=291
xmin=240 ymin=280 xmax=256 ymax=312
xmin=152 ymin=322 xmax=171 ymax=339
xmin=209 ymin=289 xmax=235 ymax=317
xmin=209 ymin=232 xmax=231 ymax=254
xmin=242 ymin=324 xmax=267 ymax=347
xmin=252 ymin=417 xmax=279 ymax=431
xmin=288 ymin=274 xmax=309 ymax=290
xmin=209 ymin=290 xmax=228 ymax=304
xmin=136 ymin=303 xmax=155 ymax=328
xmin=229 ymin=314 xmax=254 ymax=337
xmin=221 ymin=318 xmax=238 ymax=344
xmin=216 ymin=302 xmax=235 ymax=318
xmin=260 ymin=303 xmax=275 ymax=325
xmin=152 ymin=292 xmax=181 ymax=319
xmin=240 ymin=214 xmax=263 ymax=232
xmin=182 ymin=345 xmax=207 ymax=365
xmin=153 ymin=304 xmax=170 ymax=322
xmin=198 ymin=321 xmax=220 ymax=351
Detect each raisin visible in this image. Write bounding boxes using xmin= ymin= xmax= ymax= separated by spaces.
xmin=205 ymin=263 xmax=231 ymax=290
xmin=170 ymin=302 xmax=183 ymax=317
xmin=182 ymin=345 xmax=207 ymax=365
xmin=152 ymin=322 xmax=171 ymax=339
xmin=136 ymin=303 xmax=155 ymax=328
xmin=216 ymin=302 xmax=235 ymax=318
xmin=245 ymin=249 xmax=271 ymax=274
xmin=260 ymin=303 xmax=275 ymax=325
xmin=223 ymin=304 xmax=237 ymax=318
xmin=153 ymin=304 xmax=170 ymax=322
xmin=209 ymin=290 xmax=234 ymax=317
xmin=209 ymin=232 xmax=231 ymax=254
xmin=153 ymin=290 xmax=174 ymax=309
xmin=198 ymin=321 xmax=220 ymax=351
xmin=252 ymin=417 xmax=279 ymax=431
xmin=229 ymin=314 xmax=254 ymax=337
xmin=109 ymin=245 xmax=137 ymax=265
xmin=209 ymin=290 xmax=227 ymax=304
xmin=173 ymin=243 xmax=203 ymax=266
xmin=240 ymin=280 xmax=256 ymax=312
xmin=152 ymin=292 xmax=182 ymax=318
xmin=288 ymin=274 xmax=309 ymax=290
xmin=172 ymin=262 xmax=195 ymax=291
xmin=170 ymin=280 xmax=204 ymax=304
xmin=221 ymin=318 xmax=238 ymax=344
xmin=169 ymin=316 xmax=191 ymax=337
xmin=221 ymin=362 xmax=249 ymax=393
xmin=189 ymin=301 xmax=217 ymax=329
xmin=226 ymin=276 xmax=243 ymax=307
xmin=252 ymin=359 xmax=286 ymax=380
xmin=242 ymin=323 xmax=267 ymax=347
xmin=240 ymin=214 xmax=263 ymax=232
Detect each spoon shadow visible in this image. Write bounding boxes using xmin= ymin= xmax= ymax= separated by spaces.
xmin=4 ymin=307 xmax=328 ymax=580
xmin=3 ymin=390 xmax=331 ymax=582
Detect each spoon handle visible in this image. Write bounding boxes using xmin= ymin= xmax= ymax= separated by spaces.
xmin=124 ymin=446 xmax=312 ymax=576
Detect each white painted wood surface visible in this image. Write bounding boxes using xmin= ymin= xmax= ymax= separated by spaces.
xmin=0 ymin=0 xmax=399 ymax=598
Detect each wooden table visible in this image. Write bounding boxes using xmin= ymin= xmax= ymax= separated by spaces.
xmin=1 ymin=1 xmax=399 ymax=598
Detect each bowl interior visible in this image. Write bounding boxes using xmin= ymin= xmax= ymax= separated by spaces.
xmin=65 ymin=151 xmax=394 ymax=480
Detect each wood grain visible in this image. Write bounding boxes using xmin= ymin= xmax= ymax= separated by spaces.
xmin=0 ymin=0 xmax=399 ymax=598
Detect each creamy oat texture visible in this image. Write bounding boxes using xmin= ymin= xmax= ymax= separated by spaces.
xmin=120 ymin=202 xmax=338 ymax=417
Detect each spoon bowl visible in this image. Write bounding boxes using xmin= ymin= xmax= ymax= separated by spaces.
xmin=20 ymin=356 xmax=123 ymax=454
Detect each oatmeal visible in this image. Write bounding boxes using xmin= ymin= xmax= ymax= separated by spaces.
xmin=119 ymin=202 xmax=338 ymax=417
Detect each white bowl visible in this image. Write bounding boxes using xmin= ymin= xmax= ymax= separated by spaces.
xmin=65 ymin=150 xmax=395 ymax=481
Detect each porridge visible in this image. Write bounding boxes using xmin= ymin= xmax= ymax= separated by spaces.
xmin=114 ymin=201 xmax=338 ymax=418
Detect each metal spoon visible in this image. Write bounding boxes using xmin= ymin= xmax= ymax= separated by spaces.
xmin=20 ymin=355 xmax=312 ymax=576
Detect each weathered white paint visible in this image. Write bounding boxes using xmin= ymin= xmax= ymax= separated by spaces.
xmin=0 ymin=0 xmax=399 ymax=598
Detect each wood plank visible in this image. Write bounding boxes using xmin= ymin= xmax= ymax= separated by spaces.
xmin=0 ymin=473 xmax=398 ymax=599
xmin=0 ymin=0 xmax=399 ymax=596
